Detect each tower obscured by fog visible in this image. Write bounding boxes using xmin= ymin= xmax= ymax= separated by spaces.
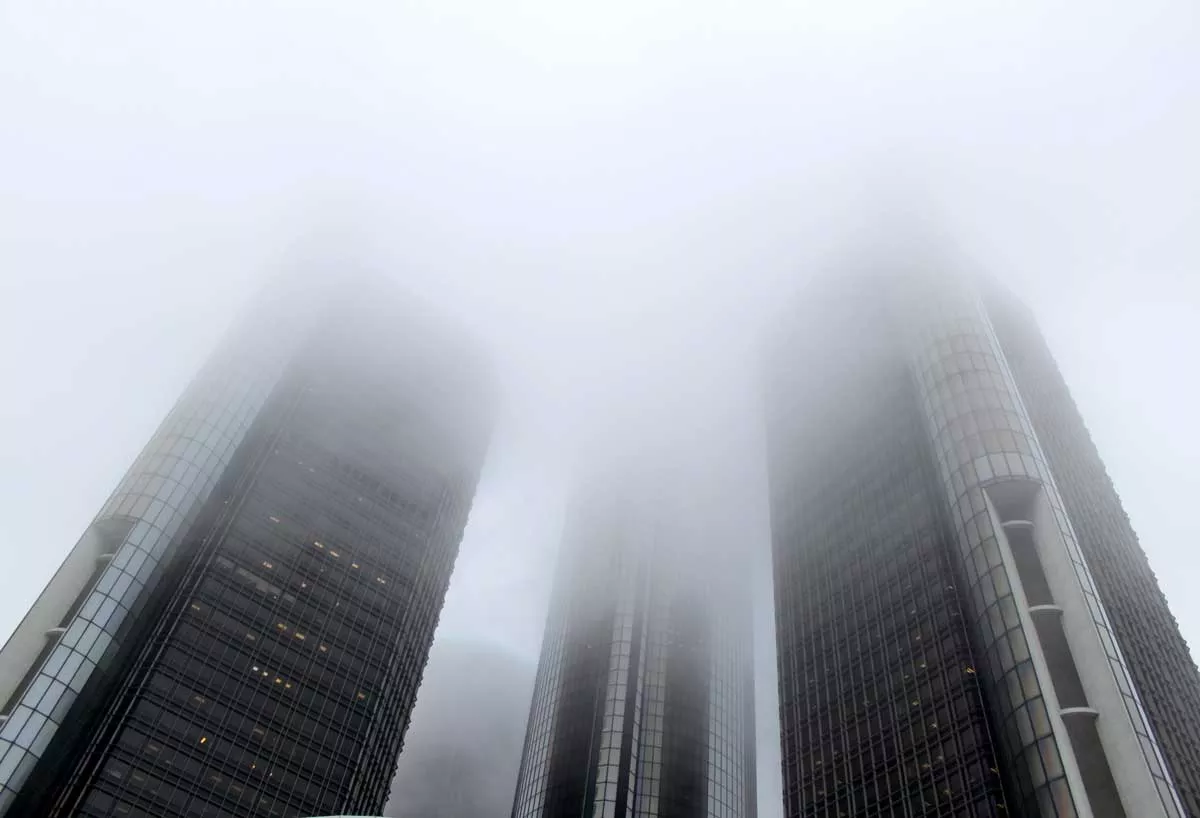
xmin=386 ymin=640 xmax=534 ymax=818
xmin=511 ymin=465 xmax=757 ymax=818
xmin=0 ymin=271 xmax=494 ymax=818
xmin=764 ymin=264 xmax=1200 ymax=818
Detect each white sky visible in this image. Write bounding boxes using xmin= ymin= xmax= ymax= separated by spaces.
xmin=2 ymin=2 xmax=1199 ymax=816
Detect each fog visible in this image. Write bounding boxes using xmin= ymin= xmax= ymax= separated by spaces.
xmin=386 ymin=640 xmax=534 ymax=818
xmin=2 ymin=2 xmax=1198 ymax=817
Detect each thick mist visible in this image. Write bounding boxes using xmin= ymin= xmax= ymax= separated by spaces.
xmin=386 ymin=640 xmax=535 ymax=818
xmin=2 ymin=2 xmax=1198 ymax=817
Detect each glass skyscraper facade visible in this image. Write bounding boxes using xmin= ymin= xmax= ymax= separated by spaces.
xmin=983 ymin=283 xmax=1200 ymax=817
xmin=511 ymin=473 xmax=756 ymax=818
xmin=0 ymin=272 xmax=493 ymax=818
xmin=765 ymin=267 xmax=1200 ymax=818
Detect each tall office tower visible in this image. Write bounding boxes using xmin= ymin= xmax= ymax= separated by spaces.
xmin=765 ymin=264 xmax=1200 ymax=818
xmin=511 ymin=470 xmax=757 ymax=818
xmin=982 ymin=284 xmax=1200 ymax=817
xmin=0 ymin=271 xmax=493 ymax=818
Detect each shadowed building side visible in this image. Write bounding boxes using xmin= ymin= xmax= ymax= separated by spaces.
xmin=765 ymin=273 xmax=1009 ymax=818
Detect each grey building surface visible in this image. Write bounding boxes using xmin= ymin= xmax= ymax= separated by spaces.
xmin=764 ymin=265 xmax=1200 ymax=818
xmin=0 ymin=272 xmax=493 ymax=818
xmin=511 ymin=471 xmax=757 ymax=818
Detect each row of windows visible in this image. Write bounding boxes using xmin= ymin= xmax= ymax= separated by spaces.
xmin=199 ymin=560 xmax=393 ymax=682
xmin=770 ymin=307 xmax=1012 ymax=818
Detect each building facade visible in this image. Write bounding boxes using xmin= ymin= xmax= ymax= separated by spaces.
xmin=0 ymin=272 xmax=493 ymax=818
xmin=765 ymin=267 xmax=1200 ymax=818
xmin=511 ymin=472 xmax=757 ymax=818
xmin=982 ymin=283 xmax=1200 ymax=817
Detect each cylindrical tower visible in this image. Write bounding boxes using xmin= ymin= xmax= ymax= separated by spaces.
xmin=512 ymin=474 xmax=756 ymax=818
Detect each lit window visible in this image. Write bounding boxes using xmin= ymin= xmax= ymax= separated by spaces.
xmin=351 ymin=562 xmax=360 ymax=569
xmin=356 ymin=692 xmax=367 ymax=701
xmin=276 ymin=622 xmax=286 ymax=630
xmin=313 ymin=541 xmax=324 ymax=549
xmin=329 ymin=550 xmax=340 ymax=558
xmin=318 ymin=645 xmax=328 ymax=653
xmin=294 ymin=633 xmax=305 ymax=641
xmin=269 ymin=516 xmax=281 ymax=524
xmin=376 ymin=577 xmax=387 ymax=585
xmin=199 ymin=736 xmax=208 ymax=745
xmin=190 ymin=604 xmax=201 ymax=612
xmin=964 ymin=666 xmax=977 ymax=675
xmin=274 ymin=678 xmax=282 ymax=685
xmin=261 ymin=561 xmax=274 ymax=569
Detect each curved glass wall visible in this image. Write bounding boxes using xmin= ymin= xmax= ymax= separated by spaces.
xmin=0 ymin=319 xmax=290 ymax=813
xmin=765 ymin=267 xmax=1192 ymax=818
xmin=898 ymin=272 xmax=1182 ymax=818
xmin=985 ymin=281 xmax=1200 ymax=818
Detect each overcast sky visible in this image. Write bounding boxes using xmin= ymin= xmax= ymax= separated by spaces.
xmin=1 ymin=2 xmax=1198 ymax=817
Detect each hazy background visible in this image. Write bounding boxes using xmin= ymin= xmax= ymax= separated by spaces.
xmin=1 ymin=1 xmax=1198 ymax=817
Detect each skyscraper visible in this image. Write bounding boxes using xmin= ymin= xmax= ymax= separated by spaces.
xmin=0 ymin=271 xmax=493 ymax=818
xmin=511 ymin=468 xmax=757 ymax=818
xmin=764 ymin=264 xmax=1200 ymax=818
